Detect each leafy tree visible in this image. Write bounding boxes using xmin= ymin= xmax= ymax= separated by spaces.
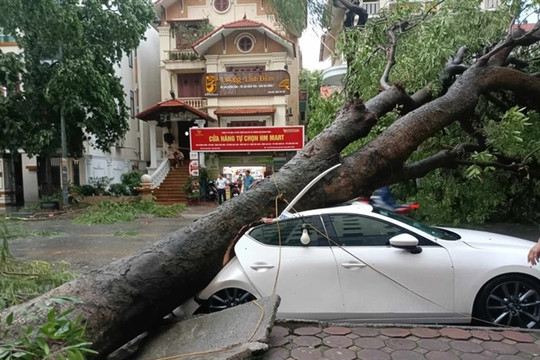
xmin=305 ymin=0 xmax=540 ymax=224
xmin=0 ymin=0 xmax=155 ymax=157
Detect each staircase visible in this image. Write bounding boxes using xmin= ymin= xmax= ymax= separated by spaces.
xmin=153 ymin=164 xmax=190 ymax=205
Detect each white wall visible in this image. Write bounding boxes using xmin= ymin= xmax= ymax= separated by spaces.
xmin=82 ymin=26 xmax=161 ymax=183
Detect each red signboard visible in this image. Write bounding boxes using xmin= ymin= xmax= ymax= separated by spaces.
xmin=190 ymin=126 xmax=304 ymax=152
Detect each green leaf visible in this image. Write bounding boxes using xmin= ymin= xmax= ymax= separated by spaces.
xmin=6 ymin=313 xmax=13 ymax=326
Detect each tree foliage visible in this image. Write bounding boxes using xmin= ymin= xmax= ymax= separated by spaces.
xmin=303 ymin=0 xmax=540 ymax=224
xmin=0 ymin=0 xmax=155 ymax=157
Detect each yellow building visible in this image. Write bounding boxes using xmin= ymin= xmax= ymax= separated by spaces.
xmin=138 ymin=0 xmax=305 ymax=203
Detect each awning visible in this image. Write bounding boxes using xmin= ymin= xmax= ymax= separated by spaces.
xmin=214 ymin=108 xmax=276 ymax=116
xmin=136 ymin=98 xmax=216 ymax=122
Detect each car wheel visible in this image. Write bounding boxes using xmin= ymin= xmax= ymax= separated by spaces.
xmin=196 ymin=288 xmax=256 ymax=314
xmin=473 ymin=274 xmax=540 ymax=329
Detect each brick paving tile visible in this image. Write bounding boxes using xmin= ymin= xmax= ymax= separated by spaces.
xmin=449 ymin=340 xmax=483 ymax=353
xmin=293 ymin=335 xmax=323 ymax=347
xmin=469 ymin=330 xmax=491 ymax=341
xmin=425 ymin=351 xmax=460 ymax=360
xmin=290 ymin=347 xmax=323 ymax=360
xmin=322 ymin=335 xmax=353 ymax=348
xmin=390 ymin=349 xmax=425 ymax=360
xmin=381 ymin=328 xmax=412 ymax=338
xmin=352 ymin=327 xmax=381 ymax=337
xmin=263 ymin=347 xmax=291 ymax=360
xmin=515 ymin=342 xmax=540 ymax=355
xmin=439 ymin=328 xmax=472 ymax=340
xmin=293 ymin=326 xmax=322 ymax=336
xmin=481 ymin=341 xmax=519 ymax=355
xmin=410 ymin=328 xmax=440 ymax=339
xmin=271 ymin=326 xmax=291 ymax=338
xmin=269 ymin=335 xmax=290 ymax=347
xmin=496 ymin=356 xmax=533 ymax=360
xmin=460 ymin=354 xmax=492 ymax=360
xmin=489 ymin=332 xmax=504 ymax=341
xmin=354 ymin=337 xmax=386 ymax=349
xmin=501 ymin=330 xmax=536 ymax=343
xmin=417 ymin=339 xmax=451 ymax=352
xmin=346 ymin=333 xmax=359 ymax=340
xmin=385 ymin=339 xmax=417 ymax=350
xmin=357 ymin=349 xmax=391 ymax=360
xmin=322 ymin=327 xmax=352 ymax=336
xmin=323 ymin=348 xmax=357 ymax=360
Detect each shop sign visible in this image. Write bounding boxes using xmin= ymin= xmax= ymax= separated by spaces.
xmin=190 ymin=126 xmax=304 ymax=152
xmin=204 ymin=70 xmax=290 ymax=97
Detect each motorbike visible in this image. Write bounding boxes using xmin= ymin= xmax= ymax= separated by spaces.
xmin=229 ymin=182 xmax=240 ymax=197
xmin=361 ymin=186 xmax=420 ymax=214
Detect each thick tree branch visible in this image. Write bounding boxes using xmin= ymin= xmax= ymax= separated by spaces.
xmin=478 ymin=22 xmax=540 ymax=66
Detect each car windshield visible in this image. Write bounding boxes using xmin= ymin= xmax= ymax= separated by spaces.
xmin=372 ymin=207 xmax=461 ymax=240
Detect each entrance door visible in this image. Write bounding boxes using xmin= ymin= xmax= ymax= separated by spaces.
xmin=235 ymin=215 xmax=346 ymax=320
xmin=323 ymin=213 xmax=455 ymax=323
xmin=177 ymin=121 xmax=194 ymax=160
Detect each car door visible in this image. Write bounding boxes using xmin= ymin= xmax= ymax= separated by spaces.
xmin=323 ymin=213 xmax=455 ymax=323
xmin=235 ymin=215 xmax=345 ymax=320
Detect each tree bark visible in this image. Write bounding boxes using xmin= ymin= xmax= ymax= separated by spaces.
xmin=2 ymin=32 xmax=540 ymax=358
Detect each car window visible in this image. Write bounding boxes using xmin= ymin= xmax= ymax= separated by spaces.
xmin=248 ymin=216 xmax=327 ymax=246
xmin=373 ymin=208 xmax=461 ymax=240
xmin=326 ymin=214 xmax=405 ymax=246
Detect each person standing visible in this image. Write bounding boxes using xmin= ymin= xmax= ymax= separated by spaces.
xmin=243 ymin=170 xmax=254 ymax=191
xmin=237 ymin=174 xmax=243 ymax=193
xmin=216 ymin=173 xmax=229 ymax=205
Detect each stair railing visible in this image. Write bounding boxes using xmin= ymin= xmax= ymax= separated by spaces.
xmin=150 ymin=158 xmax=170 ymax=188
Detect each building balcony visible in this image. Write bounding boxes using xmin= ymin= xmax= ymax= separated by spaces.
xmin=322 ymin=64 xmax=347 ymax=86
xmin=163 ymin=49 xmax=206 ymax=72
xmin=363 ymin=1 xmax=381 ymax=16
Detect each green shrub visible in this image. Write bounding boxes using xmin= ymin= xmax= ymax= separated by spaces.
xmin=75 ymin=185 xmax=96 ymax=197
xmin=0 ymin=300 xmax=97 ymax=360
xmin=120 ymin=170 xmax=142 ymax=195
xmin=108 ymin=183 xmax=130 ymax=196
xmin=88 ymin=177 xmax=113 ymax=196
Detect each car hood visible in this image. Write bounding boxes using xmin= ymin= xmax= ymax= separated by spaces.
xmin=439 ymin=227 xmax=533 ymax=250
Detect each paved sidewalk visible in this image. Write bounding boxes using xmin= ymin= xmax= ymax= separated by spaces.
xmin=259 ymin=322 xmax=540 ymax=360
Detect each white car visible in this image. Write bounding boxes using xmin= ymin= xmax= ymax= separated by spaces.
xmin=178 ymin=200 xmax=540 ymax=328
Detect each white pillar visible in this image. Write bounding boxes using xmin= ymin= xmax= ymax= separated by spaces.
xmin=149 ymin=120 xmax=157 ymax=169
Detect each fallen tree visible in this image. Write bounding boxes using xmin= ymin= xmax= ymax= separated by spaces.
xmin=1 ymin=1 xmax=539 ymax=358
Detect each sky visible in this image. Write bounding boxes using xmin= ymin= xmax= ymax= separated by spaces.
xmin=299 ymin=27 xmax=331 ymax=70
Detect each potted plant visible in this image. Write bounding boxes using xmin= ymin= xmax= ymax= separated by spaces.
xmin=39 ymin=194 xmax=60 ymax=210
xmin=183 ymin=176 xmax=201 ymax=204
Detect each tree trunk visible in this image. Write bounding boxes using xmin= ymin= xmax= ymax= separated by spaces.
xmin=2 ymin=36 xmax=540 ymax=358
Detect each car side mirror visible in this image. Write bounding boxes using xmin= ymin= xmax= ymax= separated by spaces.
xmin=389 ymin=233 xmax=422 ymax=254
xmin=300 ymin=224 xmax=311 ymax=245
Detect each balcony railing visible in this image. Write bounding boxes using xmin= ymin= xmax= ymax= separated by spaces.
xmin=166 ymin=49 xmax=200 ymax=61
xmin=362 ymin=1 xmax=381 ymax=16
xmin=178 ymin=97 xmax=207 ymax=109
xmin=483 ymin=0 xmax=500 ymax=9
